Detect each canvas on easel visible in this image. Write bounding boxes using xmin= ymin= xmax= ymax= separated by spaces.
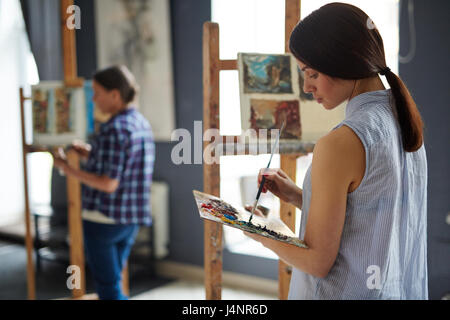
xmin=31 ymin=82 xmax=87 ymax=146
xmin=238 ymin=52 xmax=302 ymax=140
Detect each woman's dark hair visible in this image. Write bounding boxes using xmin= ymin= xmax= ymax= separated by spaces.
xmin=93 ymin=65 xmax=139 ymax=104
xmin=289 ymin=2 xmax=424 ymax=152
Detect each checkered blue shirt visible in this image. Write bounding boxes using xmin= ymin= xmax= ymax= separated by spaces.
xmin=82 ymin=107 xmax=155 ymax=225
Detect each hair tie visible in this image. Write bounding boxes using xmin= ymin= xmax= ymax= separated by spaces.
xmin=379 ymin=67 xmax=391 ymax=76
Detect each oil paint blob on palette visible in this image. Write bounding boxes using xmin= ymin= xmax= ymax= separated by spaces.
xmin=193 ymin=190 xmax=308 ymax=249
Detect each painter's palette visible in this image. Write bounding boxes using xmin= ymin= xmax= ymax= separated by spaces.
xmin=193 ymin=190 xmax=308 ymax=249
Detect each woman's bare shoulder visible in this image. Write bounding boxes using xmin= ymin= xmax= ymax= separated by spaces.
xmin=319 ymin=125 xmax=364 ymax=153
xmin=314 ymin=125 xmax=365 ymax=192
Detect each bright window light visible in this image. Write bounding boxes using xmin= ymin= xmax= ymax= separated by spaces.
xmin=0 ymin=0 xmax=42 ymax=226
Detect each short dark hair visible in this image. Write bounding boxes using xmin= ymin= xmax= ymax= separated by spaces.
xmin=93 ymin=65 xmax=139 ymax=104
xmin=289 ymin=3 xmax=424 ymax=152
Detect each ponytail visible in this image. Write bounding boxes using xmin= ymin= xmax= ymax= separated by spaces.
xmin=383 ymin=69 xmax=424 ymax=152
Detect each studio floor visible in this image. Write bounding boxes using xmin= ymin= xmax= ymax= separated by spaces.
xmin=0 ymin=239 xmax=276 ymax=300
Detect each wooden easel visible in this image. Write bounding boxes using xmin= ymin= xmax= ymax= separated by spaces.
xmin=20 ymin=0 xmax=129 ymax=300
xmin=202 ymin=0 xmax=315 ymax=300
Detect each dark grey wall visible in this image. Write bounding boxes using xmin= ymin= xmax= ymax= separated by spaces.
xmin=75 ymin=0 xmax=97 ymax=78
xmin=157 ymin=0 xmax=206 ymax=266
xmin=399 ymin=0 xmax=450 ymax=300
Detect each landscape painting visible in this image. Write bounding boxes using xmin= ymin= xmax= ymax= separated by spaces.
xmin=193 ymin=190 xmax=308 ymax=249
xmin=238 ymin=52 xmax=301 ymax=139
xmin=249 ymin=99 xmax=302 ymax=139
xmin=241 ymin=53 xmax=293 ymax=94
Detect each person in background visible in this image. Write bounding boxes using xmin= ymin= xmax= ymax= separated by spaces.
xmin=244 ymin=3 xmax=427 ymax=300
xmin=53 ymin=65 xmax=155 ymax=300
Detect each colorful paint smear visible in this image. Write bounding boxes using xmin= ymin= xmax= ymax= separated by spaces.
xmin=193 ymin=190 xmax=308 ymax=248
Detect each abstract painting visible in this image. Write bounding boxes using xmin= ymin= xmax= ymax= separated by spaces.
xmin=249 ymin=99 xmax=301 ymax=139
xmin=193 ymin=190 xmax=308 ymax=249
xmin=238 ymin=52 xmax=301 ymax=140
xmin=95 ymin=0 xmax=175 ymax=141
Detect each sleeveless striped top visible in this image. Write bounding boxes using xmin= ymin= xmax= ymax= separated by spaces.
xmin=288 ymin=89 xmax=428 ymax=299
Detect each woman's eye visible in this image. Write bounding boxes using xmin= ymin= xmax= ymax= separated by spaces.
xmin=309 ymin=73 xmax=318 ymax=79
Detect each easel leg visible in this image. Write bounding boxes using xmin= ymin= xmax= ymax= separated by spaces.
xmin=203 ymin=21 xmax=222 ymax=300
xmin=20 ymin=88 xmax=36 ymax=300
xmin=204 ymin=220 xmax=223 ymax=300
xmin=66 ymin=150 xmax=86 ymax=298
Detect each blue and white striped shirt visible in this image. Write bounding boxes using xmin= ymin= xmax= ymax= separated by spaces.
xmin=289 ymin=89 xmax=428 ymax=299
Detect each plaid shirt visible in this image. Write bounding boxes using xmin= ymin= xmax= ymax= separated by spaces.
xmin=82 ymin=107 xmax=155 ymax=225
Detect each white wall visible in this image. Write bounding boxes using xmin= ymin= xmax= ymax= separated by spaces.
xmin=0 ymin=0 xmax=38 ymax=226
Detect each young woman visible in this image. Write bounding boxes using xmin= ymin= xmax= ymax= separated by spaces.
xmin=244 ymin=3 xmax=427 ymax=299
xmin=53 ymin=65 xmax=155 ymax=300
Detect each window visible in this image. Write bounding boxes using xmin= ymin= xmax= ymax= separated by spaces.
xmin=212 ymin=0 xmax=399 ymax=259
xmin=0 ymin=0 xmax=40 ymax=226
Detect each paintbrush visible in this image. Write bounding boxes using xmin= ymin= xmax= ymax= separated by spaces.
xmin=249 ymin=119 xmax=286 ymax=223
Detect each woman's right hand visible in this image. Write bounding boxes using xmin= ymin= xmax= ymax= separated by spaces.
xmin=258 ymin=168 xmax=303 ymax=209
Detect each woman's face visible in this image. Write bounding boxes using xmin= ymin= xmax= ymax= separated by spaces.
xmin=92 ymin=80 xmax=121 ymax=114
xmin=297 ymin=60 xmax=355 ymax=110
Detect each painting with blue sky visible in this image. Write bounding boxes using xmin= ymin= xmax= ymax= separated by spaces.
xmin=242 ymin=54 xmax=293 ymax=94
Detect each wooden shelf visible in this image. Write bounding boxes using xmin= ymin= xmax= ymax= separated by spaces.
xmin=218 ymin=140 xmax=315 ymax=156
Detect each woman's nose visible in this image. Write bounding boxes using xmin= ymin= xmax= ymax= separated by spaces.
xmin=303 ymin=79 xmax=315 ymax=94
